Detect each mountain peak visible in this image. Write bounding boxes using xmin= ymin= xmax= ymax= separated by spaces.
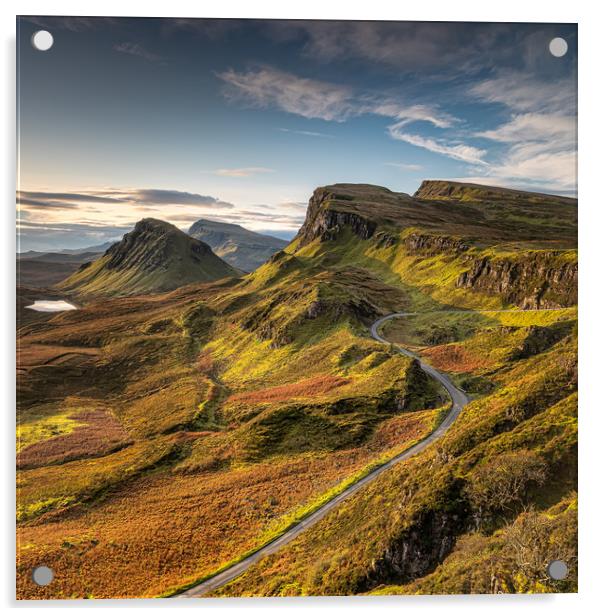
xmin=59 ymin=217 xmax=238 ymax=297
xmin=188 ymin=218 xmax=287 ymax=272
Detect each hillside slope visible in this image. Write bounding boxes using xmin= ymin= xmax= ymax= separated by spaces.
xmin=57 ymin=218 xmax=239 ymax=298
xmin=188 ymin=218 xmax=287 ymax=272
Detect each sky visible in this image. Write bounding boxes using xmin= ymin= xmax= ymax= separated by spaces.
xmin=16 ymin=17 xmax=577 ymax=252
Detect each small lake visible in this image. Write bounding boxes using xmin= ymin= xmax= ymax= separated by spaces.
xmin=26 ymin=300 xmax=78 ymax=312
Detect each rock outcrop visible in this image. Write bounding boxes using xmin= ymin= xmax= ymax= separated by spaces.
xmin=457 ymin=252 xmax=577 ymax=308
xmin=295 ymin=187 xmax=377 ymax=247
xmin=364 ymin=502 xmax=466 ymax=588
xmin=404 ymin=232 xmax=469 ymax=255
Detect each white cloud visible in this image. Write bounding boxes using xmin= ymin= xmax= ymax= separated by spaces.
xmin=217 ymin=67 xmax=355 ymax=122
xmin=477 ymin=113 xmax=575 ymax=145
xmin=385 ymin=162 xmax=424 ymax=171
xmin=217 ymin=66 xmax=453 ymax=130
xmin=388 ymin=130 xmax=487 ymax=165
xmin=213 ymin=167 xmax=275 ymax=178
xmin=278 ymin=128 xmax=333 ymax=138
xmin=468 ymin=71 xmax=577 ymax=193
xmin=373 ymin=103 xmax=456 ymax=129
xmin=482 ymin=145 xmax=576 ymax=191
xmin=217 ymin=65 xmax=576 ymax=180
xmin=470 ymin=72 xmax=576 ymax=114
xmin=218 ymin=66 xmax=473 ymax=164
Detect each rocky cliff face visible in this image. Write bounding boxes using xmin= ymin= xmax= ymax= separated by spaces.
xmin=294 ymin=187 xmax=377 ymax=247
xmin=364 ymin=502 xmax=466 ymax=588
xmin=457 ymin=253 xmax=577 ymax=308
xmin=404 ymin=232 xmax=469 ymax=256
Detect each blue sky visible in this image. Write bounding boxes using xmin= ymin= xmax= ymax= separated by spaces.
xmin=17 ymin=17 xmax=577 ymax=251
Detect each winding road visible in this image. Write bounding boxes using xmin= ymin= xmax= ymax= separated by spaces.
xmin=178 ymin=311 xmax=470 ymax=598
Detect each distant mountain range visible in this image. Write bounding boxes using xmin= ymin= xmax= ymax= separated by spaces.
xmin=18 ymin=220 xmax=287 ymax=289
xmin=56 ymin=241 xmax=117 ymax=255
xmin=17 ymin=250 xmax=106 ymax=287
xmin=57 ymin=218 xmax=239 ymax=297
xmin=188 ymin=219 xmax=288 ymax=272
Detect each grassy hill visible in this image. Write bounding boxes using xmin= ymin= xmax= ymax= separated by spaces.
xmin=57 ymin=218 xmax=239 ymax=298
xmin=16 ymin=181 xmax=577 ymax=598
xmin=188 ymin=218 xmax=288 ymax=272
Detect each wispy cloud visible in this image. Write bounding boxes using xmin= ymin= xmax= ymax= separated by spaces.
xmin=385 ymin=162 xmax=424 ymax=172
xmin=388 ymin=130 xmax=487 ymax=165
xmin=476 ymin=113 xmax=575 ymax=144
xmin=23 ymin=16 xmax=119 ymax=32
xmin=124 ymin=188 xmax=233 ymax=207
xmin=273 ymin=21 xmax=524 ymax=75
xmin=217 ymin=65 xmax=465 ymax=164
xmin=18 ymin=190 xmax=123 ymax=204
xmin=212 ymin=167 xmax=275 ymax=178
xmin=279 ymin=128 xmax=333 ymax=138
xmin=470 ymin=71 xmax=576 ymax=114
xmin=372 ymin=103 xmax=456 ymax=129
xmin=113 ymin=42 xmax=166 ymax=64
xmin=217 ymin=66 xmax=356 ymax=122
xmin=17 ymin=188 xmax=234 ymax=212
xmin=17 ymin=198 xmax=81 ymax=210
xmin=217 ymin=66 xmax=454 ymax=131
xmin=460 ymin=144 xmax=576 ymax=193
xmin=464 ymin=71 xmax=577 ymax=192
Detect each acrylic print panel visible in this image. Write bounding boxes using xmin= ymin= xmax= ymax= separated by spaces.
xmin=16 ymin=16 xmax=577 ymax=599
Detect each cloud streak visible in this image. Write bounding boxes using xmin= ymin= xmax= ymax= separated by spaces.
xmin=18 ymin=191 xmax=122 ymax=204
xmin=278 ymin=128 xmax=333 ymax=138
xmin=217 ymin=66 xmax=474 ymax=161
xmin=18 ymin=188 xmax=234 ymax=210
xmin=218 ymin=66 xmax=356 ymax=122
xmin=113 ymin=42 xmax=165 ymax=63
xmin=217 ymin=66 xmax=453 ymax=129
xmin=388 ymin=130 xmax=487 ymax=165
xmin=385 ymin=162 xmax=424 ymax=172
xmin=213 ymin=167 xmax=274 ymax=178
xmin=464 ymin=71 xmax=577 ymax=192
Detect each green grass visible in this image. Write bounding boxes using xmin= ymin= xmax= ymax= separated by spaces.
xmin=17 ymin=405 xmax=84 ymax=452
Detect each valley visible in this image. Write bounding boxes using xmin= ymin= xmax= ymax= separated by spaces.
xmin=16 ymin=181 xmax=577 ymax=598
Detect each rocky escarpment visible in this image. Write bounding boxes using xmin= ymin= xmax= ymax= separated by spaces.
xmin=457 ymin=252 xmax=577 ymax=309
xmin=294 ymin=187 xmax=377 ymax=248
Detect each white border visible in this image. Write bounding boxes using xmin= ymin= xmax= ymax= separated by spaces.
xmin=2 ymin=1 xmax=600 ymax=614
